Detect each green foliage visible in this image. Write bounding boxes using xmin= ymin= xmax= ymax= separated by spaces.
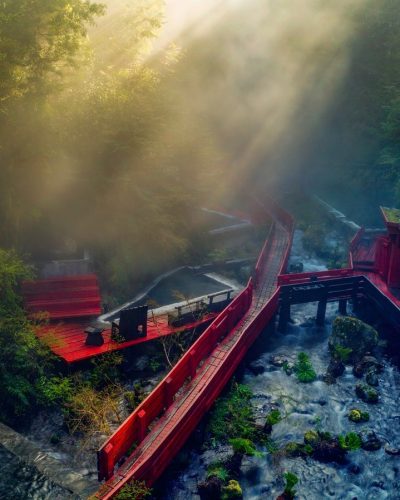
xmin=283 ymin=472 xmax=298 ymax=499
xmin=332 ymin=345 xmax=353 ymax=363
xmin=294 ymin=352 xmax=317 ymax=383
xmin=114 ymin=480 xmax=152 ymax=500
xmin=221 ymin=480 xmax=243 ymax=499
xmin=229 ymin=438 xmax=260 ymax=457
xmin=338 ymin=432 xmax=362 ymax=451
xmin=89 ymin=352 xmax=123 ymax=389
xmin=124 ymin=385 xmax=146 ymax=411
xmin=207 ymin=383 xmax=257 ymax=443
xmin=207 ymin=462 xmax=229 ymax=482
xmin=0 ymin=249 xmax=57 ymax=422
xmin=266 ymin=409 xmax=282 ymax=426
xmin=36 ymin=376 xmax=73 ymax=407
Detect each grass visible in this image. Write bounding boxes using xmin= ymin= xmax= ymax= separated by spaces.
xmin=338 ymin=432 xmax=362 ymax=451
xmin=207 ymin=382 xmax=257 ymax=443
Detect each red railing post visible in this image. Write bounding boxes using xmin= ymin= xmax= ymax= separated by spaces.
xmin=189 ymin=350 xmax=197 ymax=378
xmin=138 ymin=410 xmax=147 ymax=442
xmin=164 ymin=377 xmax=174 ymax=407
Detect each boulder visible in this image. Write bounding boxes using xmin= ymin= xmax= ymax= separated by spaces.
xmin=329 ymin=317 xmax=379 ymax=363
xmin=360 ymin=429 xmax=382 ymax=451
xmin=355 ymin=383 xmax=379 ymax=404
xmin=353 ymin=355 xmax=383 ymax=378
xmin=198 ymin=476 xmax=222 ymax=499
xmin=248 ymin=360 xmax=265 ymax=375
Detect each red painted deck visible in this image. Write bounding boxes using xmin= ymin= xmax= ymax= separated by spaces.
xmin=94 ymin=201 xmax=294 ymax=499
xmin=22 ymin=274 xmax=102 ymax=320
xmin=36 ymin=312 xmax=218 ymax=363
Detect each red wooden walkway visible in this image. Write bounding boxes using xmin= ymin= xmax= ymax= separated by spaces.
xmin=94 ymin=201 xmax=294 ymax=499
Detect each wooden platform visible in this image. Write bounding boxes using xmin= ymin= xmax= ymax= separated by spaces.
xmin=36 ymin=312 xmax=218 ymax=363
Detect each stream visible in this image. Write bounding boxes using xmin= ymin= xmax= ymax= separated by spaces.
xmin=158 ymin=229 xmax=400 ymax=500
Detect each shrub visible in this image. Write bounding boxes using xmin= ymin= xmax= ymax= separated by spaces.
xmin=338 ymin=432 xmax=362 ymax=451
xmin=207 ymin=462 xmax=229 ymax=482
xmin=36 ymin=376 xmax=73 ymax=407
xmin=114 ymin=480 xmax=152 ymax=500
xmin=207 ymin=383 xmax=257 ymax=443
xmin=266 ymin=409 xmax=282 ymax=426
xmin=294 ymin=352 xmax=317 ymax=383
xmin=283 ymin=471 xmax=298 ymax=499
xmin=229 ymin=438 xmax=260 ymax=456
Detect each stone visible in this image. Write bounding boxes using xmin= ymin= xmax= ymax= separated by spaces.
xmin=355 ymin=383 xmax=379 ymax=404
xmin=348 ymin=463 xmax=362 ymax=474
xmin=329 ymin=317 xmax=379 ymax=363
xmin=360 ymin=429 xmax=382 ymax=451
xmin=248 ymin=360 xmax=265 ymax=375
xmin=353 ymin=355 xmax=383 ymax=378
xmin=385 ymin=445 xmax=400 ymax=456
xmin=366 ymin=369 xmax=379 ymax=387
xmin=198 ymin=476 xmax=222 ymax=499
xmin=326 ymin=359 xmax=345 ymax=378
xmin=270 ymin=355 xmax=288 ymax=367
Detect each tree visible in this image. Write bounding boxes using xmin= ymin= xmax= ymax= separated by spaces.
xmin=0 ymin=249 xmax=55 ymax=423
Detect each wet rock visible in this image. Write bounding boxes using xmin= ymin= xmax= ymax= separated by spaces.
xmin=198 ymin=476 xmax=222 ymax=499
xmin=304 ymin=430 xmax=319 ymax=446
xmin=353 ymin=355 xmax=383 ymax=378
xmin=201 ymin=445 xmax=234 ymax=469
xmin=289 ymin=262 xmax=304 ymax=273
xmin=366 ymin=369 xmax=379 ymax=387
xmin=348 ymin=409 xmax=370 ymax=423
xmin=248 ymin=360 xmax=265 ymax=375
xmin=270 ymin=355 xmax=288 ymax=367
xmin=360 ymin=429 xmax=382 ymax=451
xmin=371 ymin=480 xmax=385 ymax=489
xmin=225 ymin=452 xmax=243 ymax=479
xmin=329 ymin=317 xmax=379 ymax=363
xmin=355 ymin=383 xmax=379 ymax=404
xmin=312 ymin=433 xmax=347 ymax=463
xmin=385 ymin=445 xmax=400 ymax=456
xmin=348 ymin=463 xmax=362 ymax=474
xmin=325 ymin=359 xmax=345 ymax=382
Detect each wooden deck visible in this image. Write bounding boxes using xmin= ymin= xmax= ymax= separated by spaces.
xmin=36 ymin=312 xmax=218 ymax=364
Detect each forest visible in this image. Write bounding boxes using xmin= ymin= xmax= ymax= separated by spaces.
xmin=1 ymin=0 xmax=400 ymax=498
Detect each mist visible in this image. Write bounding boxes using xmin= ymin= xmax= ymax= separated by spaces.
xmin=0 ymin=0 xmax=396 ymax=296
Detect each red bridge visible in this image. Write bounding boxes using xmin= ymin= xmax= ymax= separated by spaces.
xmin=94 ymin=200 xmax=294 ymax=498
xmin=94 ymin=200 xmax=400 ymax=499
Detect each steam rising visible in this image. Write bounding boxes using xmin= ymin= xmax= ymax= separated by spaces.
xmin=1 ymin=0 xmax=367 ymax=295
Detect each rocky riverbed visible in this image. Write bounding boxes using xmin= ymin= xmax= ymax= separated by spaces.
xmin=157 ymin=229 xmax=400 ymax=500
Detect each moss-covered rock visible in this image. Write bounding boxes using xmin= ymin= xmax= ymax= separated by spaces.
xmin=222 ymin=480 xmax=243 ymax=499
xmin=348 ymin=409 xmax=370 ymax=423
xmin=355 ymin=383 xmax=379 ymax=404
xmin=304 ymin=430 xmax=319 ymax=446
xmin=329 ymin=317 xmax=378 ymax=363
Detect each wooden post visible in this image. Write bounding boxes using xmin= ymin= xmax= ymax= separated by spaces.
xmin=278 ymin=303 xmax=290 ymax=332
xmin=339 ymin=299 xmax=347 ymax=315
xmin=138 ymin=410 xmax=147 ymax=442
xmin=316 ymin=299 xmax=327 ymax=326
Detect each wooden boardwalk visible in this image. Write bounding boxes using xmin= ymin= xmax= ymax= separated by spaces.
xmin=95 ymin=206 xmax=293 ymax=499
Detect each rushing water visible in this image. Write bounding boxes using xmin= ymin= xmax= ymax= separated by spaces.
xmin=159 ymin=229 xmax=400 ymax=500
